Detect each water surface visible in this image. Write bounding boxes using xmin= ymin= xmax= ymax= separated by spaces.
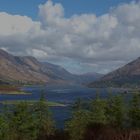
xmin=0 ymin=84 xmax=131 ymax=128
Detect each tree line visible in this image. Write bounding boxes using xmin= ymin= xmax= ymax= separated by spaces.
xmin=0 ymin=93 xmax=140 ymax=140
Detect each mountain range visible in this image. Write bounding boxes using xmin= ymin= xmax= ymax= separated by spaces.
xmin=90 ymin=57 xmax=140 ymax=87
xmin=1 ymin=48 xmax=140 ymax=87
xmin=0 ymin=49 xmax=102 ymax=85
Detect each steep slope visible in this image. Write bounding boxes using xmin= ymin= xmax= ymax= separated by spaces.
xmin=90 ymin=57 xmax=140 ymax=87
xmin=0 ymin=49 xmax=102 ymax=85
xmin=0 ymin=49 xmax=49 ymax=84
xmin=42 ymin=62 xmax=103 ymax=84
xmin=75 ymin=72 xmax=103 ymax=84
xmin=41 ymin=62 xmax=72 ymax=80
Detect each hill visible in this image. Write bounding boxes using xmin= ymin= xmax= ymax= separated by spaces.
xmin=89 ymin=57 xmax=140 ymax=87
xmin=0 ymin=49 xmax=102 ymax=85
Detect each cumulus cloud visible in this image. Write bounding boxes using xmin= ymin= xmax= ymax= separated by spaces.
xmin=0 ymin=0 xmax=140 ymax=73
xmin=0 ymin=12 xmax=40 ymax=35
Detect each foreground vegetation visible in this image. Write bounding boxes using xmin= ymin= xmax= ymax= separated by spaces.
xmin=0 ymin=93 xmax=140 ymax=140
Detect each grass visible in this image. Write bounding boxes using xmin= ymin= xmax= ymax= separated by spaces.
xmin=0 ymin=100 xmax=66 ymax=107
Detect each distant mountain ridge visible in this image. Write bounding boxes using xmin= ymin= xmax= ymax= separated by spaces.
xmin=42 ymin=62 xmax=103 ymax=84
xmin=90 ymin=57 xmax=140 ymax=87
xmin=0 ymin=49 xmax=102 ymax=85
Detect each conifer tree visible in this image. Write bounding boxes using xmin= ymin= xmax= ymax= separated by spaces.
xmin=0 ymin=115 xmax=9 ymax=140
xmin=8 ymin=102 xmax=37 ymax=140
xmin=106 ymin=95 xmax=126 ymax=128
xmin=129 ymin=93 xmax=140 ymax=128
xmin=66 ymin=98 xmax=90 ymax=140
xmin=33 ymin=93 xmax=55 ymax=139
xmin=90 ymin=95 xmax=107 ymax=125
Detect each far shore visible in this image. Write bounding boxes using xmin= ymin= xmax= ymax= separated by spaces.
xmin=0 ymin=91 xmax=31 ymax=95
xmin=0 ymin=100 xmax=67 ymax=107
xmin=0 ymin=85 xmax=31 ymax=95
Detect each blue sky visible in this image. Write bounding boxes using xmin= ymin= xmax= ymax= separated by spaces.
xmin=0 ymin=0 xmax=140 ymax=74
xmin=0 ymin=0 xmax=133 ymax=19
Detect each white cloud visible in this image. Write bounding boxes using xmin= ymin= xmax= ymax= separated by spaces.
xmin=39 ymin=0 xmax=64 ymax=28
xmin=0 ymin=1 xmax=140 ymax=73
xmin=0 ymin=12 xmax=40 ymax=35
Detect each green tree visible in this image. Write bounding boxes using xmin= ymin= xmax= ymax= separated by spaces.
xmin=106 ymin=95 xmax=125 ymax=128
xmin=66 ymin=110 xmax=90 ymax=140
xmin=8 ymin=102 xmax=37 ymax=140
xmin=128 ymin=93 xmax=140 ymax=128
xmin=72 ymin=98 xmax=84 ymax=111
xmin=0 ymin=114 xmax=9 ymax=140
xmin=33 ymin=93 xmax=55 ymax=139
xmin=90 ymin=97 xmax=107 ymax=125
xmin=66 ymin=98 xmax=91 ymax=140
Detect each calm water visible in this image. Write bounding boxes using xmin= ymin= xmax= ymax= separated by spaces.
xmin=0 ymin=84 xmax=131 ymax=128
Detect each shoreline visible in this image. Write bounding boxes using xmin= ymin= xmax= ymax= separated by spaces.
xmin=0 ymin=100 xmax=67 ymax=107
xmin=0 ymin=91 xmax=31 ymax=95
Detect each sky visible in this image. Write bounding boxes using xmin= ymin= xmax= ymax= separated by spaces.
xmin=0 ymin=0 xmax=140 ymax=74
xmin=0 ymin=0 xmax=133 ymax=19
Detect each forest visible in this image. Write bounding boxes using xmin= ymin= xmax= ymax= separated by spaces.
xmin=0 ymin=93 xmax=140 ymax=140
